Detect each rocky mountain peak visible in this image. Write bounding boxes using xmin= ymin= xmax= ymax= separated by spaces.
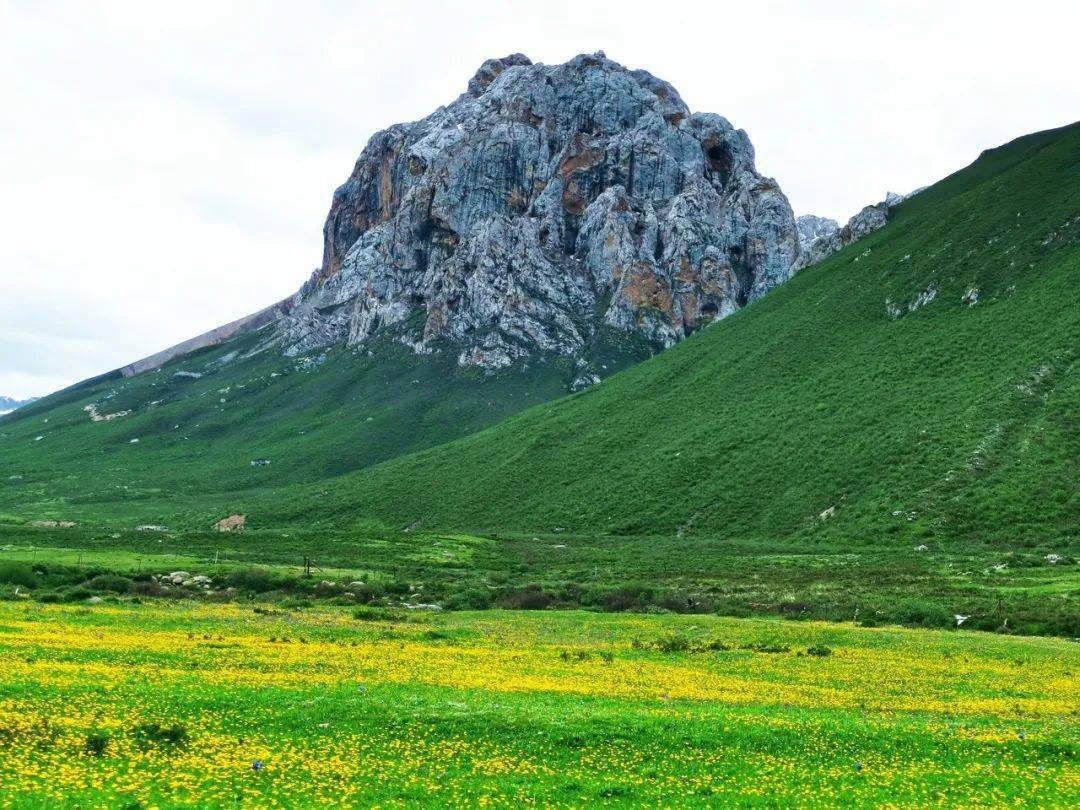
xmin=467 ymin=53 xmax=533 ymax=97
xmin=281 ymin=52 xmax=804 ymax=383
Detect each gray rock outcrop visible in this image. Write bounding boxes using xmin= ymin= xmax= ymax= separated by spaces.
xmin=280 ymin=52 xmax=803 ymax=375
xmin=795 ymin=214 xmax=841 ymax=268
xmin=795 ymin=188 xmax=922 ymax=270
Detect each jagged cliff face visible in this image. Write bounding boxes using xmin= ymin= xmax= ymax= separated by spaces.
xmin=280 ymin=52 xmax=801 ymax=380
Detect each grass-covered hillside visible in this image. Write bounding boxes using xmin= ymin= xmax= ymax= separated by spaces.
xmin=0 ymin=123 xmax=1076 ymax=637
xmin=0 ymin=317 xmax=655 ymax=527
xmin=2 ymin=124 xmax=1078 ymax=547
xmin=280 ymin=123 xmax=1079 ymax=548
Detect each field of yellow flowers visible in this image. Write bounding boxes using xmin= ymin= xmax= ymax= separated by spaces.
xmin=0 ymin=601 xmax=1076 ymax=807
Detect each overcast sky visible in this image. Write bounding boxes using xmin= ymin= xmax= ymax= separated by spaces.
xmin=2 ymin=0 xmax=1078 ymax=399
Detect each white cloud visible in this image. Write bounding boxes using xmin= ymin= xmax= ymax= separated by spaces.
xmin=1 ymin=0 xmax=1077 ymax=399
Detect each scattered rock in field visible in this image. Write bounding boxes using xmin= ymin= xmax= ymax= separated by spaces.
xmin=173 ymin=371 xmax=203 ymax=379
xmin=168 ymin=571 xmax=191 ymax=585
xmin=1045 ymin=553 xmax=1063 ymax=564
xmin=819 ymin=505 xmax=837 ymax=521
xmin=84 ymin=403 xmax=132 ymax=422
xmin=87 ymin=596 xmax=103 ymax=604
xmin=34 ymin=435 xmax=43 ymax=442
xmin=914 ymin=544 xmax=929 ymax=552
xmin=991 ymin=563 xmax=1008 ymax=572
xmin=961 ymin=287 xmax=980 ymax=306
xmin=250 ymin=459 xmax=271 ymax=467
xmin=209 ymin=351 xmax=238 ymax=367
xmin=955 ymin=614 xmax=969 ymax=626
xmin=908 ymin=283 xmax=938 ymax=312
xmin=214 ymin=514 xmax=246 ymax=532
xmin=129 ymin=438 xmax=140 ymax=444
xmin=403 ymin=603 xmax=443 ymax=611
xmin=571 ymin=373 xmax=601 ymax=392
xmin=136 ymin=524 xmax=168 ymax=532
xmin=1016 ymin=365 xmax=1052 ymax=396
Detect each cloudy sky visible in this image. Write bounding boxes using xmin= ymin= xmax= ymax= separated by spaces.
xmin=2 ymin=0 xmax=1078 ymax=399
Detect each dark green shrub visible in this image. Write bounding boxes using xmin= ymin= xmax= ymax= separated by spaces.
xmin=807 ymin=645 xmax=833 ymax=657
xmin=226 ymin=568 xmax=279 ymax=593
xmin=650 ymin=633 xmax=692 ymax=653
xmin=278 ymin=597 xmax=310 ymax=609
xmin=444 ymin=587 xmax=493 ymax=610
xmin=601 ymin=586 xmax=653 ymax=612
xmin=84 ymin=732 xmax=109 ymax=756
xmin=0 ymin=561 xmax=38 ymax=588
xmin=741 ymin=642 xmax=790 ymax=653
xmin=130 ymin=580 xmax=168 ymax=597
xmin=353 ymin=606 xmax=394 ymax=622
xmin=893 ymin=600 xmax=953 ymax=629
xmin=87 ymin=574 xmax=132 ymax=593
xmin=660 ymin=591 xmax=713 ymax=614
xmin=498 ymin=586 xmax=554 ymax=610
xmin=133 ymin=722 xmax=188 ymax=748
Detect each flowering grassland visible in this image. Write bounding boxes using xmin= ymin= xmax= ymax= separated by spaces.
xmin=0 ymin=602 xmax=1076 ymax=807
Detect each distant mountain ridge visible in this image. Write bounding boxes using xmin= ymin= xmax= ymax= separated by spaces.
xmin=0 ymin=396 xmax=36 ymax=415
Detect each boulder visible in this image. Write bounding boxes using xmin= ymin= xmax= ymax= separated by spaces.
xmin=214 ymin=514 xmax=246 ymax=532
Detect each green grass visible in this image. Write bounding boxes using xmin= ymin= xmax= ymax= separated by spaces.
xmin=0 ymin=601 xmax=1075 ymax=807
xmin=281 ymin=123 xmax=1079 ymax=547
xmin=2 ymin=523 xmax=1074 ymax=635
xmin=0 ymin=123 xmax=1078 ymax=807
xmin=0 ymin=322 xmax=654 ymax=527
xmin=0 ymin=123 xmax=1077 ymax=639
xmin=3 ymin=124 xmax=1077 ymax=551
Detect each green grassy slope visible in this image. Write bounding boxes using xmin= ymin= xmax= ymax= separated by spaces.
xmin=0 ymin=326 xmax=652 ymax=526
xmin=2 ymin=123 xmax=1077 ymax=556
xmin=267 ymin=123 xmax=1080 ymax=547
